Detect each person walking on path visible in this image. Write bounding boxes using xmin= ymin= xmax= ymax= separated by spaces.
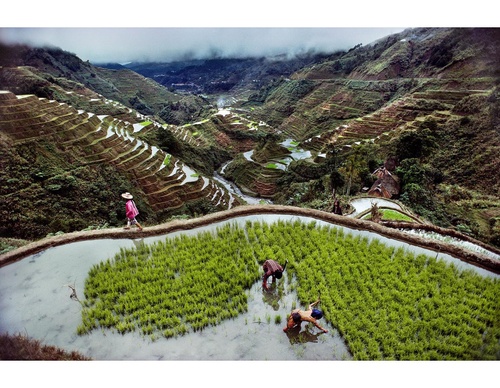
xmin=262 ymin=259 xmax=287 ymax=290
xmin=332 ymin=198 xmax=343 ymax=215
xmin=283 ymin=299 xmax=328 ymax=333
xmin=121 ymin=192 xmax=143 ymax=231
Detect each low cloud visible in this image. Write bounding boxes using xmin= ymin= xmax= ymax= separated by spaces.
xmin=0 ymin=27 xmax=406 ymax=63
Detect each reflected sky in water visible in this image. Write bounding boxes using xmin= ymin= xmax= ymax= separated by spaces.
xmin=0 ymin=214 xmax=497 ymax=360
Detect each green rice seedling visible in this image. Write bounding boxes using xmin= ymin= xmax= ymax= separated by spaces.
xmin=163 ymin=329 xmax=175 ymax=338
xmin=286 ymin=220 xmax=500 ymax=360
xmin=78 ymin=218 xmax=500 ymax=360
xmin=116 ymin=321 xmax=130 ymax=335
xmin=274 ymin=315 xmax=282 ymax=324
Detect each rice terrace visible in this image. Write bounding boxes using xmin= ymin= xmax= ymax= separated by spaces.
xmin=1 ymin=205 xmax=499 ymax=360
xmin=0 ymin=27 xmax=499 ymax=367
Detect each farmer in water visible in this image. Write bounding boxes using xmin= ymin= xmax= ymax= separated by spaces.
xmin=262 ymin=259 xmax=287 ymax=290
xmin=283 ymin=299 xmax=328 ymax=333
xmin=121 ymin=192 xmax=143 ymax=231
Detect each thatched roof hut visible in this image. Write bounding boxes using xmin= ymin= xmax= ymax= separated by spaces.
xmin=368 ymin=167 xmax=400 ymax=198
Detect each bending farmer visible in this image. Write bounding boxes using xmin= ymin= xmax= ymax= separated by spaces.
xmin=262 ymin=259 xmax=287 ymax=290
xmin=283 ymin=299 xmax=328 ymax=333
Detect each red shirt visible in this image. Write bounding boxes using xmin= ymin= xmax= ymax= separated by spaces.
xmin=263 ymin=259 xmax=283 ymax=279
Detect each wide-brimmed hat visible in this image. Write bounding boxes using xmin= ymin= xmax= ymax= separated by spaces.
xmin=121 ymin=192 xmax=133 ymax=199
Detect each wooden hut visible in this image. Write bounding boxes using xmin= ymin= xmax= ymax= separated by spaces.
xmin=368 ymin=166 xmax=400 ymax=198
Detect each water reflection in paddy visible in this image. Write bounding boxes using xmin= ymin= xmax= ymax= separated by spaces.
xmin=0 ymin=214 xmax=497 ymax=360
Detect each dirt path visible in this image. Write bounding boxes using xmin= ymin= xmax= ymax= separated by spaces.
xmin=1 ymin=205 xmax=499 ymax=273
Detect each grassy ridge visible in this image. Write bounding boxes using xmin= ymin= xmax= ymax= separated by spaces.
xmin=79 ymin=220 xmax=500 ymax=360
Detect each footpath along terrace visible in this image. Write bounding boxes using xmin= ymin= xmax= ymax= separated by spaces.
xmin=0 ymin=205 xmax=499 ymax=360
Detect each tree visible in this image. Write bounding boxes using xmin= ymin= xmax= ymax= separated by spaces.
xmin=342 ymin=145 xmax=371 ymax=196
xmin=395 ymin=128 xmax=436 ymax=160
xmin=329 ymin=170 xmax=345 ymax=195
xmin=344 ymin=154 xmax=360 ymax=196
xmin=396 ymin=158 xmax=426 ymax=186
xmin=157 ymin=127 xmax=182 ymax=154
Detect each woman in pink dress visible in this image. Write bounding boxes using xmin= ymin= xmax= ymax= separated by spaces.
xmin=121 ymin=192 xmax=143 ymax=231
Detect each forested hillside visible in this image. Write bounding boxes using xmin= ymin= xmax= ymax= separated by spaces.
xmin=0 ymin=27 xmax=499 ymax=250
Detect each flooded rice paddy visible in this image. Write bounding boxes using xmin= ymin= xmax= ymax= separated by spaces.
xmin=0 ymin=214 xmax=498 ymax=360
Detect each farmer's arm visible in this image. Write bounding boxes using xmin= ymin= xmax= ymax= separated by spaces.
xmin=262 ymin=261 xmax=271 ymax=289
xmin=262 ymin=271 xmax=269 ymax=289
xmin=308 ymin=299 xmax=320 ymax=310
xmin=313 ymin=321 xmax=328 ymax=333
xmin=303 ymin=316 xmax=328 ymax=333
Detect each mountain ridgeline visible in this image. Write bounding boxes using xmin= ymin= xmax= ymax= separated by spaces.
xmin=0 ymin=27 xmax=499 ymax=250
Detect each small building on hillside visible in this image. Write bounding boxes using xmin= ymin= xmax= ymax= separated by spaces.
xmin=368 ymin=166 xmax=400 ymax=199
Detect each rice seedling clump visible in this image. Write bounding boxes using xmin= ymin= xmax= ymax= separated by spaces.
xmin=284 ymin=222 xmax=500 ymax=360
xmin=78 ymin=223 xmax=260 ymax=338
xmin=78 ymin=219 xmax=500 ymax=360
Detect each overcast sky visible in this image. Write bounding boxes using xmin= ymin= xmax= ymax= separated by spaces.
xmin=0 ymin=27 xmax=408 ymax=63
xmin=1 ymin=1 xmax=496 ymax=64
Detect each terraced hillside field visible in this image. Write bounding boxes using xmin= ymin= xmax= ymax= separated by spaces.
xmin=302 ymin=82 xmax=492 ymax=153
xmin=0 ymin=90 xmax=241 ymax=239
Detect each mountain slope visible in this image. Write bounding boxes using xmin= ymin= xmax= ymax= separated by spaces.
xmin=123 ymin=53 xmax=335 ymax=97
xmin=0 ymin=43 xmax=211 ymax=125
xmin=0 ymin=90 xmax=240 ymax=240
xmin=0 ymin=27 xmax=499 ymax=248
xmin=227 ymin=28 xmax=500 ymax=246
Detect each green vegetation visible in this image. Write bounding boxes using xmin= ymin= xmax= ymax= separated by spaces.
xmin=0 ymin=142 xmax=152 ymax=241
xmin=1 ymin=29 xmax=499 ymax=251
xmin=79 ymin=220 xmax=500 ymax=360
xmin=0 ymin=238 xmax=30 ymax=254
xmin=78 ymin=223 xmax=261 ymax=338
xmin=362 ymin=209 xmax=414 ymax=222
xmin=290 ymin=223 xmax=500 ymax=360
xmin=380 ymin=209 xmax=414 ymax=221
